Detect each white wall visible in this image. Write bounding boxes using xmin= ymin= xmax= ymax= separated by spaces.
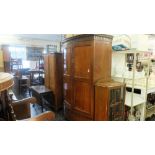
xmin=111 ymin=53 xmax=126 ymax=77
xmin=129 ymin=34 xmax=149 ymax=51
xmin=113 ymin=34 xmax=149 ymax=51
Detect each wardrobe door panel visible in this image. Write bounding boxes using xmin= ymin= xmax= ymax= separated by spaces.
xmin=73 ymin=45 xmax=92 ymax=80
xmin=73 ymin=80 xmax=92 ymax=115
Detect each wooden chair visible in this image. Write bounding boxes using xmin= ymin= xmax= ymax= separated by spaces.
xmin=12 ymin=97 xmax=55 ymax=121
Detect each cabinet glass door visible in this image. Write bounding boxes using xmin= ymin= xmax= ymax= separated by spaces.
xmin=109 ymin=87 xmax=125 ymax=121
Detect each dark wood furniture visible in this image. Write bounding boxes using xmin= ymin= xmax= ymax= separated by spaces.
xmin=12 ymin=97 xmax=55 ymax=121
xmin=62 ymin=34 xmax=114 ymax=121
xmin=44 ymin=52 xmax=63 ymax=111
xmin=95 ymin=80 xmax=125 ymax=121
xmin=12 ymin=75 xmax=30 ymax=96
xmin=28 ymin=69 xmax=44 ymax=85
xmin=0 ymin=72 xmax=55 ymax=121
xmin=18 ymin=75 xmax=29 ymax=95
xmin=30 ymin=85 xmax=53 ymax=112
xmin=0 ymin=73 xmax=14 ymax=120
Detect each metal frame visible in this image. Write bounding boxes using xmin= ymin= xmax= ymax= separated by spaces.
xmin=112 ymin=49 xmax=152 ymax=121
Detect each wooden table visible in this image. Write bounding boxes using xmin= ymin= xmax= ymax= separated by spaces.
xmin=0 ymin=72 xmax=15 ymax=120
xmin=30 ymin=85 xmax=52 ymax=112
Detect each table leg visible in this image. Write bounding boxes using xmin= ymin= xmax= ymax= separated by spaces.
xmin=41 ymin=97 xmax=44 ymax=112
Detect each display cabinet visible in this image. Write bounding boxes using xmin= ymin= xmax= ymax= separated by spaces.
xmin=95 ymin=80 xmax=125 ymax=121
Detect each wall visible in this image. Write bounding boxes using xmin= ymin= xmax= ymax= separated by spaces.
xmin=113 ymin=34 xmax=149 ymax=51
xmin=130 ymin=34 xmax=149 ymax=51
xmin=111 ymin=53 xmax=126 ymax=77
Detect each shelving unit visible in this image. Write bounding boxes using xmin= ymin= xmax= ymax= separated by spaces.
xmin=29 ymin=56 xmax=45 ymax=86
xmin=125 ymin=92 xmax=145 ymax=107
xmin=112 ymin=49 xmax=155 ymax=120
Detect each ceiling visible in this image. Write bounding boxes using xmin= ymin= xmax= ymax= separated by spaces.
xmin=15 ymin=34 xmax=64 ymax=42
xmin=0 ymin=34 xmax=64 ymax=47
xmin=1 ymin=34 xmax=155 ymax=49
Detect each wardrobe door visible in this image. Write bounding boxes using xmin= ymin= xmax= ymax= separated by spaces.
xmin=72 ymin=43 xmax=93 ymax=119
xmin=73 ymin=80 xmax=92 ymax=115
xmin=73 ymin=45 xmax=91 ymax=79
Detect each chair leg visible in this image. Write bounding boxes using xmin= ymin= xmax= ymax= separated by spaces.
xmin=28 ymin=87 xmax=32 ymax=97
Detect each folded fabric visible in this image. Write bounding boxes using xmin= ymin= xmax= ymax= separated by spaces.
xmin=112 ymin=44 xmax=129 ymax=51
